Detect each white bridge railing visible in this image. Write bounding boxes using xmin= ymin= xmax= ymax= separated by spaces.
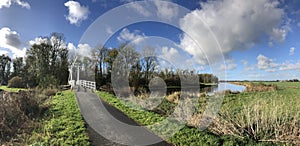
xmin=78 ymin=80 xmax=96 ymax=90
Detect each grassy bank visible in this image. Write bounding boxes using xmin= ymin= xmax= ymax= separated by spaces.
xmin=0 ymin=87 xmax=89 ymax=145
xmin=0 ymin=86 xmax=26 ymax=92
xmin=97 ymin=92 xmax=258 ymax=145
xmin=28 ymin=90 xmax=90 ymax=145
xmin=97 ymin=82 xmax=300 ymax=145
xmin=212 ymin=82 xmax=300 ymax=144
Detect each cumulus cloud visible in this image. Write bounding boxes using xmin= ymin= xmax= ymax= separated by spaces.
xmin=117 ymin=28 xmax=146 ymax=45
xmin=289 ymin=47 xmax=295 ymax=56
xmin=241 ymin=60 xmax=255 ymax=71
xmin=0 ymin=50 xmax=9 ymax=56
xmin=67 ymin=43 xmax=93 ymax=59
xmin=279 ymin=61 xmax=300 ymax=71
xmin=0 ymin=0 xmax=30 ymax=9
xmin=298 ymin=22 xmax=300 ymax=27
xmin=179 ymin=0 xmax=288 ymax=65
xmin=106 ymin=26 xmax=113 ymax=35
xmin=153 ymin=0 xmax=178 ymax=21
xmin=219 ymin=59 xmax=237 ymax=71
xmin=257 ymin=54 xmax=279 ymax=72
xmin=29 ymin=37 xmax=49 ymax=45
xmin=64 ymin=1 xmax=90 ymax=26
xmin=0 ymin=27 xmax=26 ymax=58
xmin=126 ymin=1 xmax=151 ymax=17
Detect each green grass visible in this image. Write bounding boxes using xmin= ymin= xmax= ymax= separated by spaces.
xmin=97 ymin=82 xmax=300 ymax=145
xmin=97 ymin=91 xmax=263 ymax=145
xmin=212 ymin=82 xmax=300 ymax=144
xmin=28 ymin=90 xmax=90 ymax=145
xmin=0 ymin=85 xmax=26 ymax=92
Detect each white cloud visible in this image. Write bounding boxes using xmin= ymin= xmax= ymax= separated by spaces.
xmin=179 ymin=0 xmax=288 ymax=65
xmin=117 ymin=28 xmax=146 ymax=45
xmin=219 ymin=59 xmax=237 ymax=71
xmin=298 ymin=22 xmax=300 ymax=27
xmin=269 ymin=28 xmax=287 ymax=42
xmin=106 ymin=26 xmax=113 ymax=35
xmin=64 ymin=1 xmax=90 ymax=26
xmin=154 ymin=0 xmax=178 ymax=21
xmin=67 ymin=43 xmax=93 ymax=59
xmin=0 ymin=27 xmax=26 ymax=58
xmin=125 ymin=0 xmax=178 ymax=21
xmin=0 ymin=50 xmax=9 ymax=56
xmin=126 ymin=1 xmax=151 ymax=17
xmin=279 ymin=61 xmax=300 ymax=71
xmin=160 ymin=46 xmax=180 ymax=63
xmin=0 ymin=0 xmax=30 ymax=9
xmin=29 ymin=37 xmax=49 ymax=45
xmin=241 ymin=60 xmax=255 ymax=71
xmin=289 ymin=47 xmax=295 ymax=56
xmin=29 ymin=35 xmax=67 ymax=49
xmin=257 ymin=54 xmax=279 ymax=72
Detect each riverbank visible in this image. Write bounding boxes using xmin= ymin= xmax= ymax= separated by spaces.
xmin=97 ymin=81 xmax=300 ymax=145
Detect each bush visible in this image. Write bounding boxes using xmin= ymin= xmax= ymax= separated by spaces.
xmin=0 ymin=90 xmax=40 ymax=141
xmin=7 ymin=76 xmax=25 ymax=88
xmin=42 ymin=88 xmax=58 ymax=97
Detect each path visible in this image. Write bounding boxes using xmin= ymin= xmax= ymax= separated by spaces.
xmin=74 ymin=86 xmax=172 ymax=146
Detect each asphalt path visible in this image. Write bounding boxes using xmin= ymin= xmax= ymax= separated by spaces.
xmin=74 ymin=86 xmax=172 ymax=146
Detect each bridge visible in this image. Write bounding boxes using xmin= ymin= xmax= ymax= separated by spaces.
xmin=68 ymin=56 xmax=96 ymax=90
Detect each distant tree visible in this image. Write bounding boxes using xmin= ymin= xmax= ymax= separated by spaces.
xmin=141 ymin=46 xmax=157 ymax=83
xmin=92 ymin=46 xmax=108 ymax=88
xmin=104 ymin=48 xmax=118 ymax=83
xmin=11 ymin=57 xmax=24 ymax=78
xmin=0 ymin=55 xmax=11 ymax=85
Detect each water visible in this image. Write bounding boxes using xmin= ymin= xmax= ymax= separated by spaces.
xmin=208 ymin=82 xmax=246 ymax=95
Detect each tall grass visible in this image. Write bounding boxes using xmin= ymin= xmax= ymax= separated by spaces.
xmin=206 ymin=91 xmax=300 ymax=144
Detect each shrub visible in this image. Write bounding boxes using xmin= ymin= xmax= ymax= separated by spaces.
xmin=0 ymin=90 xmax=40 ymax=141
xmin=42 ymin=88 xmax=58 ymax=97
xmin=7 ymin=76 xmax=25 ymax=88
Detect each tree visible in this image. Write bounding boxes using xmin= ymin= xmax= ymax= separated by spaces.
xmin=104 ymin=48 xmax=118 ymax=83
xmin=141 ymin=46 xmax=157 ymax=83
xmin=92 ymin=46 xmax=108 ymax=87
xmin=0 ymin=55 xmax=11 ymax=85
xmin=26 ymin=33 xmax=69 ymax=88
xmin=12 ymin=57 xmax=24 ymax=78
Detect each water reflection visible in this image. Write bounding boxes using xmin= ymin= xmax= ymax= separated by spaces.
xmin=166 ymin=83 xmax=246 ymax=95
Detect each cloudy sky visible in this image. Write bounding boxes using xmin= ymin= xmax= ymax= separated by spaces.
xmin=0 ymin=0 xmax=299 ymax=80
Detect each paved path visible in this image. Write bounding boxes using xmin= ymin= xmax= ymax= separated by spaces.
xmin=74 ymin=86 xmax=172 ymax=146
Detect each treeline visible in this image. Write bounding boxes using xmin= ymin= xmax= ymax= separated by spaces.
xmin=93 ymin=43 xmax=218 ymax=92
xmin=0 ymin=33 xmax=218 ymax=90
xmin=0 ymin=33 xmax=69 ymax=88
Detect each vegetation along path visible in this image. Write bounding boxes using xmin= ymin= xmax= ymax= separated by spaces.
xmin=74 ymin=86 xmax=171 ymax=146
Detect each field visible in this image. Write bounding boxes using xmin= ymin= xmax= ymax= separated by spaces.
xmin=98 ymin=82 xmax=300 ymax=145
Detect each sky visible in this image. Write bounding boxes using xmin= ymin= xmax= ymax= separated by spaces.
xmin=0 ymin=0 xmax=299 ymax=80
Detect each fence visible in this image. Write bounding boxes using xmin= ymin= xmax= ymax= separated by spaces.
xmin=79 ymin=80 xmax=96 ymax=90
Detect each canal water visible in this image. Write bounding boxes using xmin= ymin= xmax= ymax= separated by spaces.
xmin=208 ymin=82 xmax=246 ymax=95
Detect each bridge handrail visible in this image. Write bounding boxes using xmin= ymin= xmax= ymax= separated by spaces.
xmin=79 ymin=80 xmax=96 ymax=90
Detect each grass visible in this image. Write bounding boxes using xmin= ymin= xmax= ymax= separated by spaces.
xmin=97 ymin=92 xmax=261 ymax=145
xmin=0 ymin=85 xmax=26 ymax=92
xmin=26 ymin=90 xmax=90 ymax=145
xmin=207 ymin=82 xmax=300 ymax=144
xmin=97 ymin=82 xmax=300 ymax=145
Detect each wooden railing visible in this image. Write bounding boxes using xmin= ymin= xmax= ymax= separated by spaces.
xmin=79 ymin=80 xmax=96 ymax=90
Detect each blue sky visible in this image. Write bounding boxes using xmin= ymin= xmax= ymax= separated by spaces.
xmin=0 ymin=0 xmax=299 ymax=80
